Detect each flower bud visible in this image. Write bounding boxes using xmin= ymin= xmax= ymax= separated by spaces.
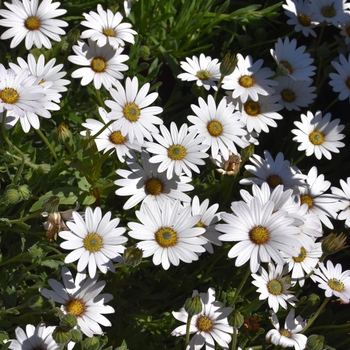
xmin=228 ymin=309 xmax=244 ymax=328
xmin=220 ymin=52 xmax=238 ymax=77
xmin=67 ymin=27 xmax=80 ymax=44
xmin=52 ymin=327 xmax=71 ymax=344
xmin=307 ymin=293 xmax=320 ymax=307
xmin=70 ymin=329 xmax=82 ymax=343
xmin=84 ymin=336 xmax=100 ymax=350
xmin=184 ymin=295 xmax=202 ymax=316
xmin=322 ymin=232 xmax=348 ymax=255
xmin=123 ymin=245 xmax=143 ymax=267
xmin=60 ymin=313 xmax=78 ymax=331
xmin=305 ymin=334 xmax=324 ymax=350
xmin=17 ymin=185 xmax=31 ymax=201
xmin=56 ymin=123 xmax=72 ymax=144
xmin=139 ymin=46 xmax=151 ymax=59
xmin=4 ymin=187 xmax=21 ymax=204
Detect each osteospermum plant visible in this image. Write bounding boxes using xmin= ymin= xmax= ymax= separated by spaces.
xmin=1 ymin=0 xmax=350 ymax=349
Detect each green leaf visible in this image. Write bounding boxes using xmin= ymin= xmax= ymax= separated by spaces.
xmin=115 ymin=340 xmax=128 ymax=350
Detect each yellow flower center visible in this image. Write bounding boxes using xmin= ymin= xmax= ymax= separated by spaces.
xmin=321 ymin=4 xmax=336 ymax=18
xmin=249 ymin=225 xmax=269 ymax=245
xmin=109 ymin=130 xmax=127 ymax=145
xmin=207 ymin=120 xmax=223 ymax=137
xmin=328 ymin=278 xmax=344 ymax=292
xmin=266 ymin=174 xmax=282 ymax=188
xmin=196 ymin=315 xmax=213 ymax=332
xmin=244 ymin=101 xmax=260 ymax=116
xmin=123 ymin=102 xmax=140 ymax=122
xmin=196 ymin=221 xmax=206 ymax=228
xmin=309 ymin=130 xmax=325 ymax=145
xmin=293 ymin=247 xmax=307 ymax=263
xmin=298 ymin=14 xmax=311 ymax=27
xmin=155 ymin=227 xmax=178 ymax=247
xmin=280 ymin=61 xmax=293 ymax=74
xmin=83 ymin=233 xmax=103 ymax=252
xmin=0 ymin=88 xmax=19 ymax=104
xmin=65 ymin=299 xmax=85 ymax=317
xmin=91 ymin=57 xmax=107 ymax=73
xmin=346 ymin=77 xmax=350 ymax=89
xmin=300 ymin=194 xmax=313 ymax=209
xmin=103 ymin=27 xmax=116 ymax=37
xmin=144 ymin=178 xmax=163 ymax=196
xmin=280 ymin=329 xmax=291 ymax=338
xmin=267 ymin=279 xmax=283 ymax=295
xmin=239 ymin=75 xmax=254 ymax=88
xmin=281 ymin=89 xmax=296 ymax=102
xmin=196 ymin=69 xmax=211 ymax=80
xmin=24 ymin=16 xmax=41 ymax=30
xmin=167 ymin=144 xmax=187 ymax=160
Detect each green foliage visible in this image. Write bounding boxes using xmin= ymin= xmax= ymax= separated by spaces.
xmin=1 ymin=0 xmax=350 ymax=349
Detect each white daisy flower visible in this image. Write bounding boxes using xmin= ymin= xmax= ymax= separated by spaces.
xmin=40 ymin=266 xmax=115 ymax=337
xmin=296 ymin=166 xmax=339 ymax=229
xmin=236 ymin=94 xmax=283 ymax=133
xmin=275 ymin=76 xmax=316 ymax=111
xmin=0 ymin=65 xmax=45 ymax=117
xmin=81 ymin=107 xmax=140 ymax=162
xmin=331 ymin=177 xmax=350 ymax=228
xmin=177 ymin=53 xmax=221 ymax=91
xmin=128 ymin=200 xmax=207 ymax=270
xmin=284 ymin=241 xmax=323 ymax=287
xmin=217 ymin=197 xmax=301 ymax=273
xmin=9 ymin=324 xmax=59 ymax=350
xmin=266 ymin=309 xmax=307 ymax=350
xmin=309 ymin=0 xmax=350 ymax=26
xmin=146 ymin=122 xmax=209 ymax=180
xmin=0 ymin=65 xmax=55 ymax=132
xmin=189 ymin=196 xmax=222 ymax=254
xmin=171 ymin=287 xmax=233 ymax=350
xmin=252 ymin=263 xmax=298 ymax=312
xmin=271 ymin=37 xmax=316 ymax=81
xmin=59 ymin=206 xmax=127 ymax=278
xmin=0 ymin=0 xmax=68 ymax=50
xmin=9 ymin=53 xmax=70 ymax=101
xmin=283 ymin=0 xmax=319 ymax=37
xmin=105 ymin=76 xmax=163 ymax=145
xmin=188 ymin=95 xmax=247 ymax=160
xmin=80 ymin=4 xmax=137 ymax=49
xmin=292 ymin=110 xmax=345 ymax=160
xmin=329 ymin=53 xmax=350 ymax=101
xmin=115 ymin=150 xmax=193 ymax=210
xmin=239 ymin=150 xmax=307 ymax=192
xmin=68 ymin=39 xmax=129 ymax=90
xmin=311 ymin=260 xmax=350 ymax=303
xmin=222 ymin=53 xmax=278 ymax=103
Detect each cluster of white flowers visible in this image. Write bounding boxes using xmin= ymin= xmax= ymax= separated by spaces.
xmin=2 ymin=0 xmax=350 ymax=350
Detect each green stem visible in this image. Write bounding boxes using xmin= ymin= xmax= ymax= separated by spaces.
xmin=300 ymin=297 xmax=330 ymax=334
xmin=230 ymin=266 xmax=251 ymax=306
xmin=1 ymin=111 xmax=26 ymax=184
xmin=323 ymin=97 xmax=339 ymax=114
xmin=95 ymin=89 xmax=105 ymax=107
xmin=230 ymin=327 xmax=238 ymax=350
xmin=184 ymin=315 xmax=193 ymax=349
xmin=213 ymin=75 xmax=224 ymax=102
xmin=36 ymin=128 xmax=57 ymax=160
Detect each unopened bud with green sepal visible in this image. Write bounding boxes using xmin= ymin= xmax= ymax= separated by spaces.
xmin=184 ymin=295 xmax=202 ymax=316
